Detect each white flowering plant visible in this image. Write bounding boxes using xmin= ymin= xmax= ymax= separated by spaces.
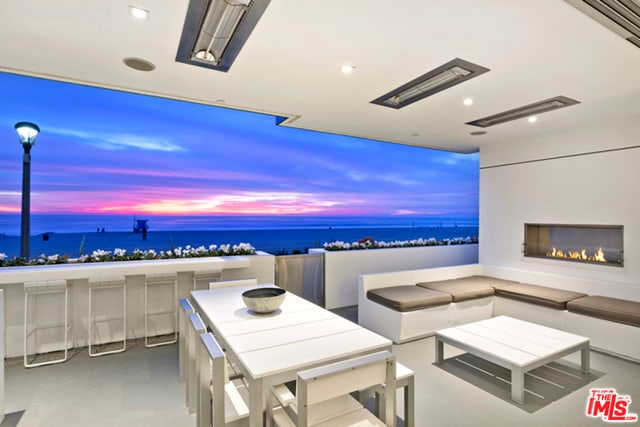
xmin=0 ymin=251 xmax=69 ymax=267
xmin=77 ymin=243 xmax=256 ymax=263
xmin=0 ymin=243 xmax=256 ymax=267
xmin=322 ymin=236 xmax=478 ymax=251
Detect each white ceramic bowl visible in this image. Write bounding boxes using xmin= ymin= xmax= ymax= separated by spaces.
xmin=242 ymin=287 xmax=286 ymax=314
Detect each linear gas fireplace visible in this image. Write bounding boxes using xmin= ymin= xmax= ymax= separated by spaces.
xmin=524 ymin=223 xmax=623 ymax=267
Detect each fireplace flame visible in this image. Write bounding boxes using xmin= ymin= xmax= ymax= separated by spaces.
xmin=546 ymin=247 xmax=606 ymax=262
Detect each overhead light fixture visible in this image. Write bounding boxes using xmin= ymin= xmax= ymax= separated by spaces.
xmin=129 ymin=5 xmax=150 ymax=20
xmin=466 ymin=96 xmax=580 ymax=128
xmin=371 ymin=58 xmax=490 ymax=109
xmin=528 ymin=116 xmax=538 ymax=123
xmin=341 ymin=65 xmax=356 ymax=74
xmin=565 ymin=0 xmax=640 ymax=49
xmin=176 ymin=0 xmax=270 ymax=72
xmin=463 ymin=98 xmax=475 ymax=106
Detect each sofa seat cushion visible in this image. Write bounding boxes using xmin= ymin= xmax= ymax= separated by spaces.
xmin=416 ymin=279 xmax=494 ymax=302
xmin=567 ymin=296 xmax=640 ymax=327
xmin=458 ymin=275 xmax=519 ymax=289
xmin=367 ymin=286 xmax=452 ymax=312
xmin=495 ymin=283 xmax=587 ymax=309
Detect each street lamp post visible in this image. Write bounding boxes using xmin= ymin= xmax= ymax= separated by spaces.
xmin=15 ymin=122 xmax=40 ymax=260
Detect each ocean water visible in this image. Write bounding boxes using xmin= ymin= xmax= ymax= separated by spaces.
xmin=0 ymin=214 xmax=478 ymax=257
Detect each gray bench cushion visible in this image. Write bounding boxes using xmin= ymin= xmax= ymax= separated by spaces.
xmin=458 ymin=275 xmax=519 ymax=289
xmin=367 ymin=286 xmax=452 ymax=312
xmin=567 ymin=295 xmax=640 ymax=327
xmin=416 ymin=279 xmax=494 ymax=302
xmin=495 ymin=283 xmax=587 ymax=309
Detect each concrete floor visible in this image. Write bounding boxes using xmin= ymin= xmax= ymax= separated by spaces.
xmin=4 ymin=323 xmax=640 ymax=426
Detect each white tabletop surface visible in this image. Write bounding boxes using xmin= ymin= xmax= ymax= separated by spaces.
xmin=191 ymin=286 xmax=392 ymax=378
xmin=191 ymin=285 xmax=392 ymax=427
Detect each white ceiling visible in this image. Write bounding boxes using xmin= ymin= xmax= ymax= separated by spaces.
xmin=1 ymin=0 xmax=639 ymax=153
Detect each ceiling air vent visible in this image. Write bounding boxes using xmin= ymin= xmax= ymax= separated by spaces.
xmin=371 ymin=58 xmax=490 ymax=109
xmin=466 ymin=96 xmax=580 ymax=128
xmin=565 ymin=0 xmax=640 ymax=48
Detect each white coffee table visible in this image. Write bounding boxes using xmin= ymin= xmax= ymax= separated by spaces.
xmin=435 ymin=315 xmax=590 ymax=404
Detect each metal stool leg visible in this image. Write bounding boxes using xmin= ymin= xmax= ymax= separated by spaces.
xmin=24 ymin=280 xmax=71 ymax=368
xmin=144 ymin=274 xmax=178 ymax=347
xmin=89 ymin=276 xmax=127 ymax=356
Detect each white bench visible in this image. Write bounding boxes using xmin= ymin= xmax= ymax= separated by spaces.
xmin=359 ymin=264 xmax=493 ymax=343
xmin=359 ymin=264 xmax=640 ymax=361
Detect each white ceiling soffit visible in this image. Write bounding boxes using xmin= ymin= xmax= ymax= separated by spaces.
xmin=0 ymin=1 xmax=640 ymax=154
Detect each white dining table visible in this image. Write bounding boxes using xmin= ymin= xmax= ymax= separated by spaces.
xmin=190 ymin=285 xmax=392 ymax=427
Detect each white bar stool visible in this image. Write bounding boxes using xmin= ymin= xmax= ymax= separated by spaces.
xmin=179 ymin=298 xmax=195 ymax=383
xmin=192 ymin=270 xmax=222 ymax=291
xmin=88 ymin=275 xmax=126 ymax=357
xmin=23 ymin=279 xmax=72 ymax=368
xmin=144 ymin=273 xmax=178 ymax=347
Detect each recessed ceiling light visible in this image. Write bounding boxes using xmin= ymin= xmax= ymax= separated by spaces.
xmin=129 ymin=6 xmax=150 ymax=20
xmin=528 ymin=116 xmax=538 ymax=123
xmin=463 ymin=98 xmax=474 ymax=106
xmin=341 ymin=65 xmax=355 ymax=74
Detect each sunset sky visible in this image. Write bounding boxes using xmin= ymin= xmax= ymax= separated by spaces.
xmin=0 ymin=72 xmax=479 ymax=220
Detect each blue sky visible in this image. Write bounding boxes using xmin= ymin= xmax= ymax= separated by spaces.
xmin=0 ymin=71 xmax=479 ymax=220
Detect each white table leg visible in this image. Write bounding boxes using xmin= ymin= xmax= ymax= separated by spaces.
xmin=249 ymin=377 xmax=264 ymax=427
xmin=511 ymin=368 xmax=525 ymax=404
xmin=435 ymin=337 xmax=444 ymax=363
xmin=581 ymin=345 xmax=590 ymax=373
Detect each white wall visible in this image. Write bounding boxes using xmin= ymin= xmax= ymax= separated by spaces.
xmin=479 ymin=116 xmax=640 ymax=289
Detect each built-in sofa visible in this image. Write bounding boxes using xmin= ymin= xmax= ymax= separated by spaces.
xmin=358 ymin=264 xmax=640 ymax=361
